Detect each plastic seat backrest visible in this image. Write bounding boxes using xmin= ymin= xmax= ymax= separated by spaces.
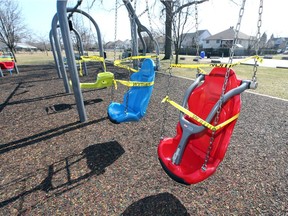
xmin=184 ymin=67 xmax=241 ymax=161
xmin=123 ymin=58 xmax=155 ymax=115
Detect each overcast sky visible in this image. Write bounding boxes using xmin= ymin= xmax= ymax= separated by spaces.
xmin=19 ymin=0 xmax=288 ymax=42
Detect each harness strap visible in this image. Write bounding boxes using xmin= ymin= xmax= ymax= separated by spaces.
xmin=162 ymin=96 xmax=240 ymax=131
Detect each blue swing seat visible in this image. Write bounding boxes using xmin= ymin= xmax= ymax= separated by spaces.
xmin=107 ymin=58 xmax=155 ymax=124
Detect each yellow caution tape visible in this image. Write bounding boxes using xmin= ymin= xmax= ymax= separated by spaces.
xmin=161 ymin=96 xmax=239 ymax=131
xmin=80 ymin=55 xmax=106 ymax=72
xmin=113 ymin=79 xmax=154 ymax=90
xmin=114 ymin=55 xmax=158 ymax=72
xmin=170 ymin=55 xmax=263 ymax=70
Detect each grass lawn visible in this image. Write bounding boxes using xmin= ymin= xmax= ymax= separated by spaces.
xmin=15 ymin=52 xmax=288 ymax=100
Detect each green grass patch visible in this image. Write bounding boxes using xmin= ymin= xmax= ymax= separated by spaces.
xmin=159 ymin=56 xmax=288 ymax=100
xmin=15 ymin=52 xmax=288 ymax=100
xmin=16 ymin=52 xmax=54 ymax=65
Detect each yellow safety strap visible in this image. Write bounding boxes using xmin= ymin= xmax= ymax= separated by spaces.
xmin=170 ymin=55 xmax=263 ymax=70
xmin=114 ymin=55 xmax=158 ymax=72
xmin=76 ymin=60 xmax=83 ymax=77
xmin=113 ymin=79 xmax=154 ymax=90
xmin=161 ymin=96 xmax=240 ymax=131
xmin=80 ymin=55 xmax=107 ymax=72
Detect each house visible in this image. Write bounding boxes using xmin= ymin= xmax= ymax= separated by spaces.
xmin=181 ymin=30 xmax=211 ymax=48
xmin=105 ymin=39 xmax=131 ymax=50
xmin=267 ymin=36 xmax=288 ymax=52
xmin=203 ymin=27 xmax=253 ymax=49
xmin=0 ymin=42 xmax=37 ymax=52
xmin=15 ymin=43 xmax=37 ymax=52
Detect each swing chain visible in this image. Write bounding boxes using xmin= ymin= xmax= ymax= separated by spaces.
xmin=202 ymin=0 xmax=246 ymax=171
xmin=194 ymin=1 xmax=201 ymax=75
xmin=146 ymin=0 xmax=153 ymax=36
xmin=252 ymin=0 xmax=263 ymax=83
xmin=160 ymin=66 xmax=173 ymax=140
xmin=113 ymin=0 xmax=118 ymax=61
xmin=194 ymin=1 xmax=199 ymax=58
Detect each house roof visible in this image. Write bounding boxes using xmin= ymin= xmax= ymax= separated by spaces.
xmin=182 ymin=30 xmax=210 ymax=38
xmin=205 ymin=27 xmax=251 ymax=40
xmin=16 ymin=43 xmax=37 ymax=49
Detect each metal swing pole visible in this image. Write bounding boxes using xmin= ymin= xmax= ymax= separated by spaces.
xmin=57 ymin=0 xmax=87 ymax=122
xmin=51 ymin=14 xmax=71 ymax=93
xmin=71 ymin=27 xmax=88 ymax=76
xmin=49 ymin=29 xmax=62 ymax=79
xmin=123 ymin=0 xmax=160 ymax=70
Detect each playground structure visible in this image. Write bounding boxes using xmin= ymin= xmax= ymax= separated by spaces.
xmin=51 ymin=0 xmax=265 ymax=184
xmin=1 ymin=0 xmax=288 ymax=214
xmin=52 ymin=0 xmax=160 ymax=123
xmin=0 ymin=52 xmax=19 ymax=77
xmin=157 ymin=0 xmax=264 ymax=185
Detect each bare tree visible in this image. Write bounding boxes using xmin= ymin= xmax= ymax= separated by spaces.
xmin=160 ymin=0 xmax=208 ymax=60
xmin=172 ymin=3 xmax=192 ymax=64
xmin=0 ymin=0 xmax=27 ymax=61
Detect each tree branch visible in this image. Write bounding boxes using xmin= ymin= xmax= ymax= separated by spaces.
xmin=173 ymin=0 xmax=209 ymax=16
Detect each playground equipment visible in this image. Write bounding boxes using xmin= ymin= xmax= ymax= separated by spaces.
xmin=53 ymin=0 xmax=110 ymax=122
xmin=106 ymin=0 xmax=159 ymax=124
xmin=0 ymin=52 xmax=19 ymax=77
xmin=157 ymin=0 xmax=264 ymax=185
xmin=0 ymin=58 xmax=14 ymax=76
xmin=108 ymin=58 xmax=155 ymax=124
xmin=114 ymin=0 xmax=160 ymax=71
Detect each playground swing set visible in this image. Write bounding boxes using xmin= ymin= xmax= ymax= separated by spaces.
xmin=54 ymin=0 xmax=158 ymax=124
xmin=55 ymin=0 xmax=263 ymax=185
xmin=157 ymin=0 xmax=264 ymax=185
xmin=0 ymin=52 xmax=17 ymax=77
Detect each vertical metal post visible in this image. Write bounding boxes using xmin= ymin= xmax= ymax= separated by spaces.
xmin=49 ymin=30 xmax=62 ymax=78
xmin=57 ymin=0 xmax=87 ymax=122
xmin=130 ymin=17 xmax=138 ymax=70
xmin=0 ymin=68 xmax=3 ymax=77
xmin=72 ymin=28 xmax=88 ymax=76
xmin=51 ymin=14 xmax=70 ymax=93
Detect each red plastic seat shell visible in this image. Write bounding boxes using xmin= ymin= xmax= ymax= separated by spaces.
xmin=158 ymin=67 xmax=242 ymax=185
xmin=0 ymin=61 xmax=15 ymax=70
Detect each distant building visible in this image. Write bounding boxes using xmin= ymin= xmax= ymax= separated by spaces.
xmin=15 ymin=43 xmax=37 ymax=52
xmin=0 ymin=42 xmax=37 ymax=52
xmin=267 ymin=36 xmax=288 ymax=52
xmin=203 ymin=27 xmax=253 ymax=49
xmin=181 ymin=30 xmax=211 ymax=48
xmin=105 ymin=40 xmax=131 ymax=50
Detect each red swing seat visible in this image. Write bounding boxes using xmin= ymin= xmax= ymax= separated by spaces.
xmin=158 ymin=67 xmax=242 ymax=185
xmin=0 ymin=61 xmax=15 ymax=75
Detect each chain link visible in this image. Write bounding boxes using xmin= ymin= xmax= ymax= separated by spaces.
xmin=252 ymin=0 xmax=263 ymax=82
xmin=146 ymin=0 xmax=153 ymax=36
xmin=202 ymin=0 xmax=247 ymax=171
xmin=194 ymin=1 xmax=199 ymax=58
xmin=160 ymin=65 xmax=173 ymax=140
xmin=113 ymin=0 xmax=118 ymax=61
xmin=194 ymin=1 xmax=200 ymax=75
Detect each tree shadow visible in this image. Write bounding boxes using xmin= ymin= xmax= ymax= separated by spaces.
xmin=0 ymin=116 xmax=107 ymax=155
xmin=122 ymin=192 xmax=190 ymax=216
xmin=0 ymin=141 xmax=125 ymax=212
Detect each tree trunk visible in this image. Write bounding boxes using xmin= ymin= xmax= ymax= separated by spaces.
xmin=174 ymin=42 xmax=179 ymax=64
xmin=162 ymin=1 xmax=173 ymax=60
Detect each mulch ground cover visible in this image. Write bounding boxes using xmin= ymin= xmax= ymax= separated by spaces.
xmin=0 ymin=63 xmax=287 ymax=215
